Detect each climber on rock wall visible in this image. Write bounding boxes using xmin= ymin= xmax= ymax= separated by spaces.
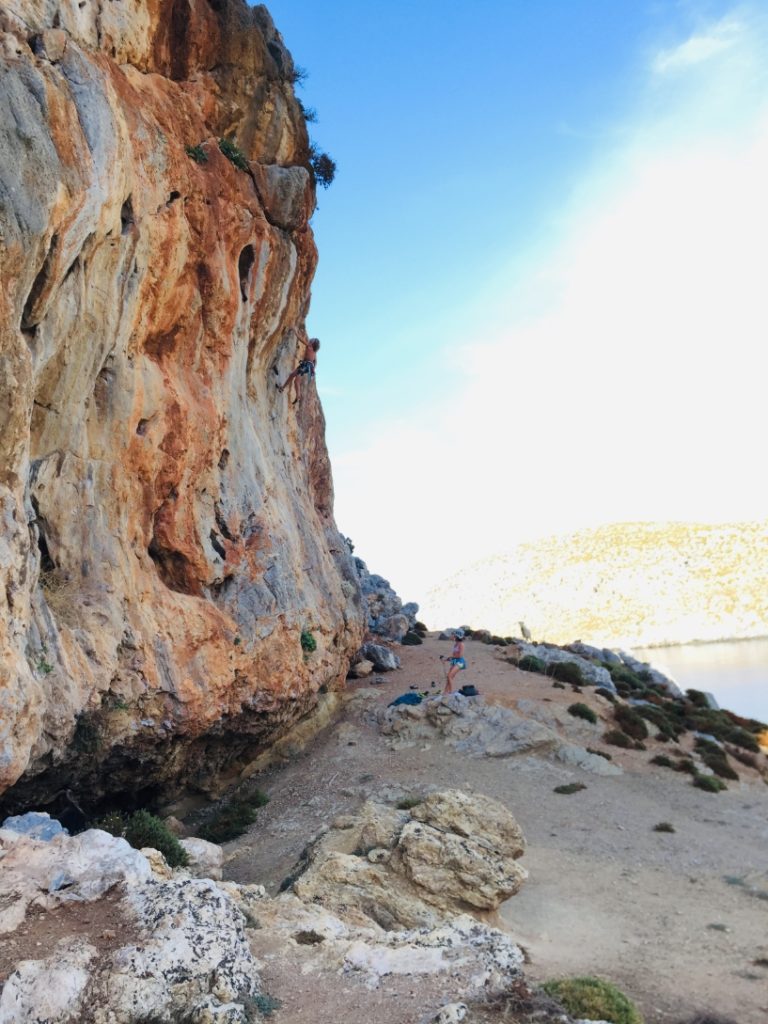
xmin=277 ymin=334 xmax=320 ymax=405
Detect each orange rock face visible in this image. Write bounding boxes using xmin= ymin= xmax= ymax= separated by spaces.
xmin=0 ymin=1 xmax=364 ymax=810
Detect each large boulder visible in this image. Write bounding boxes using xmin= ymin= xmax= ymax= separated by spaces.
xmin=0 ymin=829 xmax=263 ymax=1023
xmin=380 ymin=693 xmax=560 ymax=758
xmin=353 ymin=557 xmax=419 ymax=639
xmin=360 ymin=642 xmax=401 ymax=672
xmin=288 ymin=789 xmax=527 ymax=930
xmin=179 ymin=837 xmax=225 ymax=881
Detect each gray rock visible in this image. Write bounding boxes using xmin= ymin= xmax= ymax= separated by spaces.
xmin=516 ymin=643 xmax=616 ymax=692
xmin=252 ymin=164 xmax=312 ymax=232
xmin=360 ymin=642 xmax=401 ymax=672
xmin=353 ymin=557 xmax=418 ymax=637
xmin=1 ymin=811 xmax=67 ymax=841
xmin=555 ymin=744 xmax=623 ymax=776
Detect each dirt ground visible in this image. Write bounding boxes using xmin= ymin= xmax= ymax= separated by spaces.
xmin=223 ymin=636 xmax=768 ymax=1024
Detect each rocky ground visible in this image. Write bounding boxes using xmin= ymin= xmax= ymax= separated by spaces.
xmin=220 ymin=636 xmax=768 ymax=1024
xmin=3 ymin=635 xmax=767 ymax=1024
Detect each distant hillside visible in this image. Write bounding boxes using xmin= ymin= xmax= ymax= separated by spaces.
xmin=426 ymin=521 xmax=768 ymax=647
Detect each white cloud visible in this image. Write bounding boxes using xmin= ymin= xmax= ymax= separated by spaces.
xmin=652 ymin=18 xmax=741 ymax=74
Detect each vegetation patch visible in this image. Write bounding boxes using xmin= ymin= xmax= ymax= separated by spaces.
xmin=518 ymin=654 xmax=546 ymax=674
xmin=552 ymin=681 xmax=566 ymax=689
xmin=650 ymin=754 xmax=674 ymax=768
xmin=595 ymin=687 xmax=617 ymax=703
xmin=694 ymin=738 xmax=739 ymax=780
xmin=401 ymin=629 xmax=422 ymax=646
xmin=198 ymin=790 xmax=270 ymax=844
xmin=185 ymin=143 xmax=208 ymax=164
xmin=604 ymin=729 xmax=633 ymax=749
xmin=300 ymin=629 xmax=317 ymax=653
xmin=308 ymin=144 xmax=336 ymax=188
xmin=548 ymin=661 xmax=584 ymax=686
xmin=586 ymin=747 xmax=612 ymax=760
xmin=613 ymin=704 xmax=649 ymax=741
xmin=553 ymin=783 xmax=587 ymax=795
xmin=693 ymin=774 xmax=727 ymax=793
xmin=541 ymin=976 xmax=642 ymax=1024
xmin=674 ymin=758 xmax=697 ymax=775
xmin=568 ymin=702 xmax=597 ymax=724
xmin=653 ymin=821 xmax=676 ymax=833
xmin=218 ymin=136 xmax=249 ymax=172
xmin=96 ymin=809 xmax=189 ymax=868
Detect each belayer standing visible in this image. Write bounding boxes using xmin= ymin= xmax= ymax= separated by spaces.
xmin=277 ymin=335 xmax=320 ymax=405
xmin=441 ymin=628 xmax=467 ymax=694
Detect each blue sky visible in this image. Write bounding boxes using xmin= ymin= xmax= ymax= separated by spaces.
xmin=260 ymin=1 xmax=768 ymax=606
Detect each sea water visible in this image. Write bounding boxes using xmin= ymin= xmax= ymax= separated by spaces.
xmin=632 ymin=637 xmax=768 ymax=723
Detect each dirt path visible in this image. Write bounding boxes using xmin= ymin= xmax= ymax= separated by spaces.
xmin=224 ymin=637 xmax=768 ymax=1024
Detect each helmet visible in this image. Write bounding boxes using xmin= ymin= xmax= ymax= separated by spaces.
xmin=454 ymin=629 xmax=465 ymax=639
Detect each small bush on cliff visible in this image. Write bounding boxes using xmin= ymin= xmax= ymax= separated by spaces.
xmin=587 ymin=746 xmax=612 ymax=760
xmin=553 ymin=783 xmax=587 ymax=795
xmin=185 ymin=143 xmax=208 ymax=164
xmin=541 ymin=976 xmax=642 ymax=1024
xmin=613 ymin=704 xmax=649 ymax=741
xmin=694 ymin=738 xmax=739 ymax=780
xmin=604 ymin=728 xmax=632 ymax=748
xmin=595 ymin=687 xmax=617 ymax=703
xmin=693 ymin=774 xmax=727 ymax=793
xmin=654 ymin=821 xmax=676 ymax=833
xmin=549 ymin=661 xmax=585 ymax=686
xmin=300 ymin=629 xmax=317 ymax=653
xmin=568 ymin=702 xmax=597 ymax=724
xmin=518 ymin=654 xmax=546 ymax=674
xmin=219 ymin=136 xmax=249 ymax=172
xmin=97 ymin=809 xmax=189 ymax=868
xmin=650 ymin=754 xmax=675 ymax=768
xmin=308 ymin=144 xmax=336 ymax=188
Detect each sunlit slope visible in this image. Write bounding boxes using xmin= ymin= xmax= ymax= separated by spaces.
xmin=426 ymin=521 xmax=768 ymax=647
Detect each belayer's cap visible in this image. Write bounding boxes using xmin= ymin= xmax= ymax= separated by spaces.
xmin=454 ymin=628 xmax=465 ymax=639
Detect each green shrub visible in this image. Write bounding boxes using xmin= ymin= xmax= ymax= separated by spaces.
xmin=243 ymin=993 xmax=282 ymax=1018
xmin=636 ymin=704 xmax=683 ymax=740
xmin=300 ymin=629 xmax=317 ymax=653
xmin=686 ymin=688 xmax=710 ymax=708
xmin=519 ymin=654 xmax=546 ymax=674
xmin=198 ymin=790 xmax=269 ymax=844
xmin=218 ymin=136 xmax=249 ymax=172
xmin=605 ymin=729 xmax=632 ymax=748
xmin=608 ymin=664 xmax=648 ymax=692
xmin=308 ymin=145 xmax=336 ymax=189
xmin=568 ymin=702 xmax=597 ymax=724
xmin=552 ymin=681 xmax=566 ymax=690
xmin=97 ymin=809 xmax=189 ymax=868
xmin=541 ymin=976 xmax=642 ymax=1024
xmin=650 ymin=754 xmax=674 ymax=768
xmin=726 ymin=745 xmax=758 ymax=768
xmin=549 ymin=661 xmax=584 ymax=686
xmin=595 ymin=687 xmax=617 ymax=703
xmin=414 ymin=621 xmax=428 ymax=634
xmin=185 ymin=143 xmax=208 ymax=164
xmin=586 ymin=747 xmax=612 ymax=760
xmin=553 ymin=783 xmax=587 ymax=795
xmin=693 ymin=774 xmax=727 ymax=793
xmin=674 ymin=758 xmax=697 ymax=775
xmin=653 ymin=821 xmax=676 ymax=832
xmin=614 ymin=704 xmax=649 ymax=741
xmin=694 ymin=739 xmax=739 ymax=780
xmin=401 ymin=631 xmax=423 ymax=646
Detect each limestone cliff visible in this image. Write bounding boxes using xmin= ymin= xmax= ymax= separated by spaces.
xmin=0 ymin=0 xmax=364 ymax=811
